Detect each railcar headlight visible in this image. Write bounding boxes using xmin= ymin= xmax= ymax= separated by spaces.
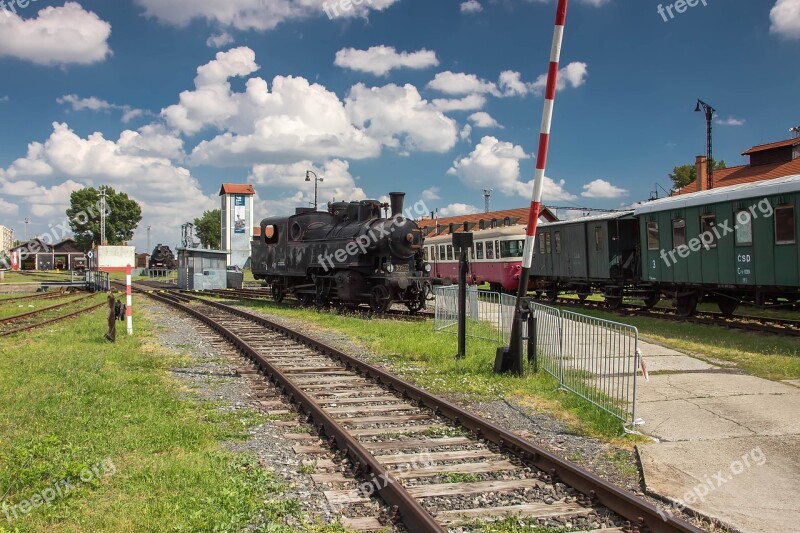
xmin=423 ymin=263 xmax=432 ymax=273
xmin=385 ymin=263 xmax=395 ymax=273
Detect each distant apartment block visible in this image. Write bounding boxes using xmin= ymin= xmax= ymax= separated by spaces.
xmin=0 ymin=225 xmax=13 ymax=257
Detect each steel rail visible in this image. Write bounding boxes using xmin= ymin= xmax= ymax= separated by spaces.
xmin=0 ymin=291 xmax=71 ymax=305
xmin=0 ymin=301 xmax=106 ymax=337
xmin=0 ymin=294 xmax=95 ymax=325
xmin=146 ymin=287 xmax=702 ymax=533
xmin=147 ymin=289 xmax=445 ymax=533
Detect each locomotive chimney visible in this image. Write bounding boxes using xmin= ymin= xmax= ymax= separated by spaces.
xmin=389 ymin=192 xmax=405 ymax=218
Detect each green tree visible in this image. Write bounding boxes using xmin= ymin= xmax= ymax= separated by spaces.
xmin=194 ymin=209 xmax=221 ymax=250
xmin=668 ymin=159 xmax=726 ymax=189
xmin=66 ymin=186 xmax=142 ymax=251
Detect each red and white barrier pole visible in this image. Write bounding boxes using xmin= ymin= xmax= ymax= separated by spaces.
xmin=498 ymin=0 xmax=569 ymax=375
xmin=126 ymin=264 xmax=133 ymax=336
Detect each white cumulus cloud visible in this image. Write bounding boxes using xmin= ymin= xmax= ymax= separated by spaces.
xmin=249 ymin=159 xmax=366 ymax=211
xmin=440 ymin=203 xmax=481 ymax=216
xmin=770 ymin=0 xmax=800 ymax=39
xmin=531 ymin=62 xmax=588 ymax=94
xmin=448 ymin=136 xmax=576 ymax=201
xmin=135 ymin=0 xmax=399 ymax=31
xmin=206 ymin=31 xmax=235 ymax=48
xmin=0 ymin=122 xmax=212 ymax=243
xmin=581 ymin=179 xmax=628 ymax=199
xmin=460 ymin=0 xmax=483 ymax=13
xmin=468 ymin=112 xmax=503 ymax=129
xmin=0 ymin=2 xmax=111 ymax=66
xmin=346 ymin=83 xmax=459 ymax=154
xmin=335 ymin=46 xmax=439 ymax=76
xmin=715 ymin=116 xmax=746 ymax=127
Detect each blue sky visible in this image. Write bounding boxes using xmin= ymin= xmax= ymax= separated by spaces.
xmin=0 ymin=0 xmax=798 ymax=251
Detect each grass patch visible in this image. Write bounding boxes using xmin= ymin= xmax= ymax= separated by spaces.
xmin=0 ymin=306 xmax=314 ymax=532
xmin=462 ymin=516 xmax=579 ymax=532
xmin=552 ymin=305 xmax=800 ymax=381
xmin=298 ymin=461 xmax=317 ymax=475
xmin=212 ymin=297 xmax=632 ymax=442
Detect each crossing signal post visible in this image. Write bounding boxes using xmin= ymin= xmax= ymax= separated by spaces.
xmin=452 ymin=231 xmax=473 ymax=360
xmin=495 ymin=0 xmax=570 ymax=376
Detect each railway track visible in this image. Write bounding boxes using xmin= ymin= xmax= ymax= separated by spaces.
xmin=198 ymin=288 xmax=433 ymax=320
xmin=0 ymin=290 xmax=77 ymax=305
xmin=551 ymin=296 xmax=800 ymax=337
xmin=0 ymin=294 xmax=105 ymax=337
xmin=139 ymin=284 xmax=702 ymax=533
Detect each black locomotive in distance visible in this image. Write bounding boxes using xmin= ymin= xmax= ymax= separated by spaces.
xmin=251 ymin=192 xmax=433 ymax=313
xmin=149 ymin=244 xmax=177 ymax=270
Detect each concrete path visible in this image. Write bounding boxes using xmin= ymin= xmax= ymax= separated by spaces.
xmin=635 ymin=339 xmax=800 ymax=533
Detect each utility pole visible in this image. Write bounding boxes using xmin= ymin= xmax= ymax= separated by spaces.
xmin=99 ymin=186 xmax=108 ymax=245
xmin=146 ymin=225 xmax=152 ymax=253
xmin=482 ymin=189 xmax=493 ymax=213
xmin=24 ymin=217 xmax=30 ymax=241
xmin=695 ymin=99 xmax=715 ymax=190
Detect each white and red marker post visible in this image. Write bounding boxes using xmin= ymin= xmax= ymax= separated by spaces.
xmin=495 ymin=0 xmax=569 ymax=375
xmin=126 ymin=264 xmax=133 ymax=336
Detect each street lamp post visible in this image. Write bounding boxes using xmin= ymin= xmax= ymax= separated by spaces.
xmin=24 ymin=217 xmax=30 ymax=241
xmin=695 ymin=99 xmax=716 ymax=191
xmin=305 ymin=171 xmax=323 ymax=211
xmin=99 ymin=186 xmax=108 ymax=245
xmin=146 ymin=225 xmax=152 ymax=253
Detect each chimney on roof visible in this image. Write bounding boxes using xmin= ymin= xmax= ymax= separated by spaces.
xmin=695 ymin=155 xmax=708 ymax=192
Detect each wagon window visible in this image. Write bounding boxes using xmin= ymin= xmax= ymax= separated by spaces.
xmin=545 ymin=233 xmax=552 ymax=254
xmin=263 ymin=225 xmax=279 ymax=245
xmin=446 ymin=245 xmax=454 ymax=261
xmin=486 ymin=241 xmax=495 ymax=259
xmin=672 ymin=219 xmax=686 ymax=248
xmin=700 ymin=215 xmax=717 ymax=248
xmin=495 ymin=241 xmax=500 ymax=259
xmin=775 ymin=205 xmax=796 ymax=245
xmin=554 ymin=231 xmax=561 ymax=254
xmin=423 ymin=247 xmax=428 ymax=261
xmin=646 ymin=222 xmax=659 ymax=251
xmin=538 ymin=234 xmax=546 ymax=254
xmin=735 ymin=211 xmax=752 ymax=246
xmin=595 ymin=227 xmax=603 ymax=251
xmin=476 ymin=242 xmax=484 ymax=260
xmin=439 ymin=245 xmax=446 ymax=260
xmin=500 ymin=240 xmax=524 ymax=258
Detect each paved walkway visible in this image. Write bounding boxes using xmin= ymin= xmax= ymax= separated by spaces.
xmin=635 ymin=339 xmax=800 ymax=533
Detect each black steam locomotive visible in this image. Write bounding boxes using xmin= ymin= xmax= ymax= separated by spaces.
xmin=251 ymin=192 xmax=432 ymax=313
xmin=149 ymin=244 xmax=177 ymax=270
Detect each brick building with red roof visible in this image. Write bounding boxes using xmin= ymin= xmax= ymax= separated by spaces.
xmin=675 ymin=136 xmax=800 ymax=195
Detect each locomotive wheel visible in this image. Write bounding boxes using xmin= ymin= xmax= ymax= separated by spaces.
xmin=643 ymin=291 xmax=660 ymax=309
xmin=297 ymin=293 xmax=314 ymax=307
xmin=675 ymin=294 xmax=699 ymax=317
xmin=406 ymin=297 xmax=425 ymax=314
xmin=271 ymin=285 xmax=285 ymax=303
xmin=369 ymin=286 xmax=392 ymax=314
xmin=717 ymin=297 xmax=739 ymax=317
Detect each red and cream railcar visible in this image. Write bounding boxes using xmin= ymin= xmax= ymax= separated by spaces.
xmin=423 ymin=226 xmax=534 ymax=292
